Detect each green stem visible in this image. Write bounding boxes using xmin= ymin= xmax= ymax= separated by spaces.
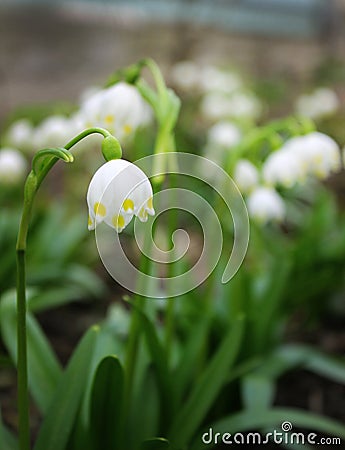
xmin=15 ymin=127 xmax=112 ymax=450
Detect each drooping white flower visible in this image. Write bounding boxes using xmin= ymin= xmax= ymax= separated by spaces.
xmin=207 ymin=121 xmax=242 ymax=149
xmin=87 ymin=159 xmax=154 ymax=232
xmin=262 ymin=148 xmax=305 ymax=188
xmin=0 ymin=148 xmax=27 ymax=184
xmin=6 ymin=119 xmax=34 ymax=152
xmin=295 ymin=87 xmax=339 ymax=119
xmin=285 ymin=132 xmax=341 ymax=179
xmin=78 ymin=82 xmax=152 ymax=142
xmin=233 ymin=159 xmax=259 ymax=194
xmin=247 ymin=186 xmax=285 ymax=224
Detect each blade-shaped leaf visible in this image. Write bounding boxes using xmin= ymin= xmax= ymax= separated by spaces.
xmin=89 ymin=356 xmax=124 ymax=450
xmin=169 ymin=314 xmax=245 ymax=448
xmin=141 ymin=438 xmax=170 ymax=450
xmin=241 ymin=374 xmax=275 ymax=411
xmin=34 ymin=326 xmax=99 ymax=450
xmin=0 ymin=290 xmax=62 ymax=413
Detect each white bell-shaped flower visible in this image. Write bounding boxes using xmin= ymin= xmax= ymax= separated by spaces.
xmin=87 ymin=159 xmax=155 ymax=233
xmin=0 ymin=148 xmax=27 ymax=184
xmin=79 ymin=82 xmax=152 ymax=142
xmin=207 ymin=121 xmax=242 ymax=149
xmin=295 ymin=88 xmax=339 ymax=119
xmin=262 ymin=148 xmax=305 ymax=188
xmin=247 ymin=186 xmax=285 ymax=224
xmin=233 ymin=159 xmax=259 ymax=194
xmin=6 ymin=119 xmax=34 ymax=153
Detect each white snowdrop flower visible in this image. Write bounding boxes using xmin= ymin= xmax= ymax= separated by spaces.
xmin=6 ymin=119 xmax=34 ymax=152
xmin=227 ymin=92 xmax=262 ymax=120
xmin=295 ymin=88 xmax=339 ymax=119
xmin=79 ymin=85 xmax=102 ymax=104
xmin=233 ymin=159 xmax=259 ymax=194
xmin=262 ymin=148 xmax=305 ymax=188
xmin=87 ymin=159 xmax=155 ymax=232
xmin=247 ymin=186 xmax=285 ymax=224
xmin=79 ymin=82 xmax=152 ymax=142
xmin=33 ymin=115 xmax=75 ymax=148
xmin=302 ymin=132 xmax=341 ymax=178
xmin=170 ymin=61 xmax=200 ymax=91
xmin=0 ymin=148 xmax=27 ymax=184
xmin=199 ymin=66 xmax=242 ymax=93
xmin=207 ymin=121 xmax=242 ymax=149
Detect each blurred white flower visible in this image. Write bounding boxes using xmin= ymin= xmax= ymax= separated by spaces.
xmin=170 ymin=61 xmax=200 ymax=91
xmin=295 ymin=87 xmax=339 ymax=119
xmin=247 ymin=186 xmax=285 ymax=224
xmin=199 ymin=65 xmax=242 ymax=93
xmin=207 ymin=121 xmax=242 ymax=149
xmin=6 ymin=119 xmax=34 ymax=152
xmin=33 ymin=115 xmax=77 ymax=148
xmin=201 ymin=91 xmax=261 ymax=121
xmin=79 ymin=82 xmax=152 ymax=142
xmin=0 ymin=148 xmax=27 ymax=184
xmin=233 ymin=159 xmax=259 ymax=194
xmin=285 ymin=132 xmax=341 ymax=179
xmin=87 ymin=159 xmax=154 ymax=232
xmin=262 ymin=148 xmax=305 ymax=188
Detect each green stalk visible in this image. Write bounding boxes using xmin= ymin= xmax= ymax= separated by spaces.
xmin=15 ymin=127 xmax=113 ymax=450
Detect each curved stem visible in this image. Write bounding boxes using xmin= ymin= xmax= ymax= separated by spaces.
xmin=15 ymin=127 xmax=112 ymax=450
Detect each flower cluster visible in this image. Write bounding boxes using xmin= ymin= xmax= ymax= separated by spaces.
xmin=5 ymin=82 xmax=151 ymax=153
xmin=232 ymin=131 xmax=342 ymax=224
xmin=0 ymin=148 xmax=27 ymax=185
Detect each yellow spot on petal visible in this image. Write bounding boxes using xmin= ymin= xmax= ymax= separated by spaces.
xmin=112 ymin=214 xmax=125 ymax=230
xmin=105 ymin=115 xmax=115 ymax=125
xmin=147 ymin=197 xmax=153 ymax=210
xmin=123 ymin=198 xmax=134 ymax=212
xmin=123 ymin=124 xmax=133 ymax=135
xmin=94 ymin=202 xmax=106 ymax=217
xmin=88 ymin=215 xmax=93 ymax=227
xmin=139 ymin=208 xmax=148 ymax=221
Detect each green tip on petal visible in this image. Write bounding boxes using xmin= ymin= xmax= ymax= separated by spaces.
xmin=102 ymin=136 xmax=122 ymax=161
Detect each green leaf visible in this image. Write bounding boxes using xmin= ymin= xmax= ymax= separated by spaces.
xmin=192 ymin=407 xmax=345 ymax=450
xmin=34 ymin=326 xmax=99 ymax=450
xmin=141 ymin=438 xmax=170 ymax=450
xmin=169 ymin=314 xmax=245 ymax=448
xmin=0 ymin=407 xmax=18 ymax=450
xmin=90 ymin=356 xmax=124 ymax=450
xmin=0 ymin=290 xmax=62 ymax=414
xmin=241 ymin=374 xmax=275 ymax=411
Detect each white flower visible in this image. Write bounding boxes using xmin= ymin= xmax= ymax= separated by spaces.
xmin=199 ymin=66 xmax=242 ymax=93
xmin=201 ymin=91 xmax=261 ymax=121
xmin=285 ymin=132 xmax=341 ymax=179
xmin=6 ymin=119 xmax=34 ymax=152
xmin=262 ymin=148 xmax=305 ymax=188
xmin=233 ymin=159 xmax=259 ymax=194
xmin=170 ymin=61 xmax=200 ymax=91
xmin=87 ymin=159 xmax=155 ymax=232
xmin=0 ymin=148 xmax=27 ymax=184
xmin=247 ymin=186 xmax=285 ymax=224
xmin=295 ymin=88 xmax=339 ymax=119
xmin=78 ymin=82 xmax=152 ymax=142
xmin=33 ymin=115 xmax=76 ymax=148
xmin=207 ymin=121 xmax=242 ymax=149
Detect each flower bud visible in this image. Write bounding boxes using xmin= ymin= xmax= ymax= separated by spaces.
xmin=101 ymin=136 xmax=122 ymax=161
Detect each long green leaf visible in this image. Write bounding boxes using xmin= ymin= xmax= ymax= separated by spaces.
xmin=34 ymin=326 xmax=99 ymax=450
xmin=89 ymin=356 xmax=124 ymax=450
xmin=0 ymin=290 xmax=62 ymax=413
xmin=241 ymin=374 xmax=275 ymax=411
xmin=0 ymin=407 xmax=18 ymax=450
xmin=169 ymin=314 xmax=245 ymax=448
xmin=141 ymin=438 xmax=170 ymax=449
xmin=192 ymin=407 xmax=345 ymax=450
